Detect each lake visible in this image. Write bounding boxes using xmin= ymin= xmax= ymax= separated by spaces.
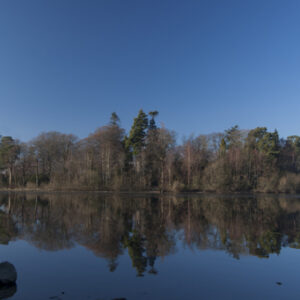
xmin=0 ymin=192 xmax=300 ymax=299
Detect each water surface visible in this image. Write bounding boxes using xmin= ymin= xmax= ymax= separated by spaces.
xmin=0 ymin=192 xmax=300 ymax=299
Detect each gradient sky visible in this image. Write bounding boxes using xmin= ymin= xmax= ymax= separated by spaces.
xmin=1 ymin=0 xmax=300 ymax=142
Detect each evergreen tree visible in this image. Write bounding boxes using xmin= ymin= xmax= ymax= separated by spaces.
xmin=110 ymin=112 xmax=120 ymax=126
xmin=148 ymin=111 xmax=159 ymax=130
xmin=225 ymin=125 xmax=242 ymax=149
xmin=127 ymin=109 xmax=148 ymax=156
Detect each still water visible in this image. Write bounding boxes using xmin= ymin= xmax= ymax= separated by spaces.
xmin=0 ymin=192 xmax=300 ymax=300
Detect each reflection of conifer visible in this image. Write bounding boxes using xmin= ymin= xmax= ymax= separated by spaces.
xmin=123 ymin=230 xmax=147 ymax=276
xmin=148 ymin=256 xmax=157 ymax=275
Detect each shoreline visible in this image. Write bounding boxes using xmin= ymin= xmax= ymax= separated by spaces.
xmin=1 ymin=188 xmax=300 ymax=197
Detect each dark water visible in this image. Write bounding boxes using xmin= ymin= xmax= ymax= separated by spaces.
xmin=1 ymin=193 xmax=300 ymax=299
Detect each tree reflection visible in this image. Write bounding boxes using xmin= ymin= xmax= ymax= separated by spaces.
xmin=1 ymin=193 xmax=300 ymax=276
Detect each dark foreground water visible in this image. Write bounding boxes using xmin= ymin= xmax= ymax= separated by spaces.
xmin=0 ymin=193 xmax=300 ymax=299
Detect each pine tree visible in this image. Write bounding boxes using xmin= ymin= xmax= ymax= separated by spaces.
xmin=127 ymin=109 xmax=148 ymax=156
xmin=148 ymin=111 xmax=159 ymax=130
xmin=110 ymin=112 xmax=120 ymax=126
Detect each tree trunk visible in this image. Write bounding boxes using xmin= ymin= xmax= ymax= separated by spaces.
xmin=36 ymin=160 xmax=39 ymax=188
xmin=8 ymin=167 xmax=12 ymax=188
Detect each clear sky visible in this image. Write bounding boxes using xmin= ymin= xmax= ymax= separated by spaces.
xmin=1 ymin=0 xmax=300 ymax=142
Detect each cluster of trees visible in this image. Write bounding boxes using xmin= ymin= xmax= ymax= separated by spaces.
xmin=1 ymin=109 xmax=300 ymax=192
xmin=2 ymin=193 xmax=300 ymax=275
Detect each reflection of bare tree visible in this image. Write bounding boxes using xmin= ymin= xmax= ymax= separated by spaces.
xmin=1 ymin=193 xmax=300 ymax=275
xmin=0 ymin=212 xmax=17 ymax=245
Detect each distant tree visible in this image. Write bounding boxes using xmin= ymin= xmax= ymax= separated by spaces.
xmin=246 ymin=127 xmax=280 ymax=162
xmin=225 ymin=125 xmax=242 ymax=149
xmin=145 ymin=111 xmax=160 ymax=186
xmin=126 ymin=109 xmax=148 ymax=156
xmin=148 ymin=110 xmax=159 ymax=130
xmin=0 ymin=136 xmax=20 ymax=187
xmin=110 ymin=112 xmax=120 ymax=126
xmin=84 ymin=116 xmax=125 ymax=189
xmin=284 ymin=135 xmax=300 ymax=172
xmin=219 ymin=138 xmax=227 ymax=156
xmin=32 ymin=132 xmax=77 ymax=185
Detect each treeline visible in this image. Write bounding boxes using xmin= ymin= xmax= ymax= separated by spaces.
xmin=1 ymin=109 xmax=300 ymax=192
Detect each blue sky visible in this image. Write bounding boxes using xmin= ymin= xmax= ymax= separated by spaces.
xmin=0 ymin=0 xmax=300 ymax=142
